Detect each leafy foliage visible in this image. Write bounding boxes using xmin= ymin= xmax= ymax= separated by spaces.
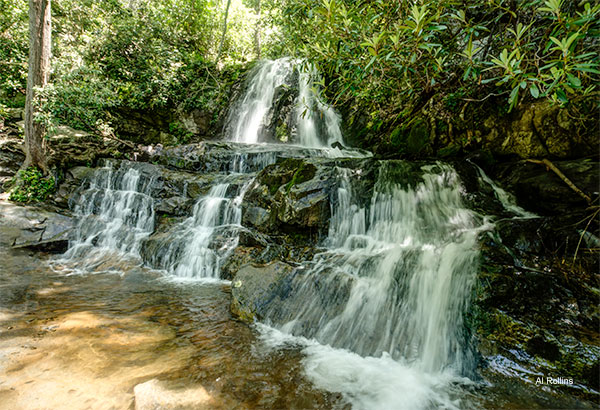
xmin=276 ymin=0 xmax=600 ymax=123
xmin=1 ymin=0 xmax=278 ymax=137
xmin=9 ymin=167 xmax=56 ymax=203
xmin=0 ymin=0 xmax=28 ymax=104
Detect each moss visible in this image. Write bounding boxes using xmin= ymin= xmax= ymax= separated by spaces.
xmin=284 ymin=162 xmax=315 ymax=193
xmin=389 ymin=126 xmax=404 ymax=147
xmin=476 ymin=308 xmax=533 ymax=347
xmin=276 ymin=121 xmax=289 ymax=142
xmin=259 ymin=159 xmax=316 ymax=196
xmin=437 ymin=144 xmax=461 ymax=158
xmin=406 ymin=120 xmax=430 ymax=155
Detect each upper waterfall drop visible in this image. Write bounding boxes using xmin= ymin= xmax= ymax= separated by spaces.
xmin=226 ymin=58 xmax=345 ymax=149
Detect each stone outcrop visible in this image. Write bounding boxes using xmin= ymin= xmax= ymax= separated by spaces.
xmin=0 ymin=201 xmax=73 ymax=252
xmin=230 ymin=261 xmax=295 ymax=322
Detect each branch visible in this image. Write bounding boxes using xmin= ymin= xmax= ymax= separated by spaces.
xmin=526 ymin=158 xmax=592 ymax=204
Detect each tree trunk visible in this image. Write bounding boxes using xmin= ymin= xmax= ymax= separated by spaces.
xmin=24 ymin=0 xmax=51 ymax=173
xmin=254 ymin=0 xmax=261 ymax=59
xmin=216 ymin=0 xmax=232 ymax=63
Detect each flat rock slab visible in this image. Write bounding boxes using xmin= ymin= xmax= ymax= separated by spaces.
xmin=0 ymin=200 xmax=73 ymax=251
xmin=134 ymin=379 xmax=214 ymax=410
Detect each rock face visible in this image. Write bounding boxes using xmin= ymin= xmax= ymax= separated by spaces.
xmin=0 ymin=201 xmax=73 ymax=252
xmin=470 ymin=159 xmax=600 ymax=398
xmin=480 ymin=101 xmax=594 ymax=158
xmin=242 ymin=157 xmax=376 ymax=239
xmin=242 ymin=158 xmax=330 ymax=233
xmin=230 ymin=261 xmax=295 ymax=322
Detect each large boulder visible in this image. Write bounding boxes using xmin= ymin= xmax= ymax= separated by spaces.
xmin=230 ymin=261 xmax=295 ymax=322
xmin=0 ymin=201 xmax=74 ymax=252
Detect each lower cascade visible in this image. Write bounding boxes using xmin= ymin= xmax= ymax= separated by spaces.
xmin=251 ymin=162 xmax=493 ymax=409
xmin=264 ymin=163 xmax=489 ymax=372
xmin=55 ymin=155 xmax=494 ymax=408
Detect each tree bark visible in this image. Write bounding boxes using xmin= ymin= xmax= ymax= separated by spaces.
xmin=216 ymin=0 xmax=232 ymax=64
xmin=24 ymin=0 xmax=51 ymax=173
xmin=254 ymin=0 xmax=261 ymax=59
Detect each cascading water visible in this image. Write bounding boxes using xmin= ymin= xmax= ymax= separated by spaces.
xmin=294 ymin=64 xmax=345 ymax=148
xmin=227 ymin=59 xmax=294 ymax=145
xmin=146 ymin=179 xmax=252 ymax=280
xmin=472 ymin=163 xmax=537 ymax=218
xmin=57 ymin=160 xmax=155 ymax=274
xmin=53 ymin=58 xmax=504 ymax=409
xmin=227 ymin=58 xmax=345 ymax=149
xmin=259 ymin=162 xmax=493 ymax=409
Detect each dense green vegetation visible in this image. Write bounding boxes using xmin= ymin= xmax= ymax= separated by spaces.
xmin=1 ymin=0 xmax=598 ymax=149
xmin=281 ymin=0 xmax=599 ymax=112
xmin=9 ymin=166 xmax=56 ymax=202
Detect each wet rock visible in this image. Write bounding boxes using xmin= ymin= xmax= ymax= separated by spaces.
xmin=154 ymin=196 xmax=193 ymax=216
xmin=263 ymin=80 xmax=299 ymax=143
xmin=0 ymin=137 xmax=24 ymax=191
xmin=495 ymin=159 xmax=599 ymax=216
xmin=230 ymin=261 xmax=295 ymax=322
xmin=179 ymin=108 xmax=211 ymax=136
xmin=0 ymin=201 xmax=73 ymax=252
xmin=52 ymin=166 xmax=96 ymax=209
xmin=474 ymin=212 xmax=600 ymax=395
xmin=134 ymin=379 xmax=214 ymax=410
xmin=149 ymin=141 xmax=322 ymax=174
xmin=242 ymin=158 xmax=335 ymax=234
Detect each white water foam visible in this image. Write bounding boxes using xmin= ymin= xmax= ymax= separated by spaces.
xmin=227 ymin=58 xmax=345 ymax=149
xmin=257 ymin=323 xmax=473 ymax=410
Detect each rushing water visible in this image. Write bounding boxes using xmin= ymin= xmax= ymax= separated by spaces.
xmin=472 ymin=162 xmax=538 ymax=219
xmin=255 ymin=162 xmax=494 ymax=409
xmin=227 ymin=58 xmax=345 ymax=149
xmin=147 ymin=179 xmax=252 ymax=280
xmin=59 ymin=161 xmax=156 ymax=274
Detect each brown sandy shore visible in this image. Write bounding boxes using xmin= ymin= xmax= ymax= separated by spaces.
xmin=0 ymin=243 xmax=339 ymax=410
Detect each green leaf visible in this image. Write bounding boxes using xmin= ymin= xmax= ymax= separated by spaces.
xmin=555 ymin=88 xmax=568 ymax=103
xmin=566 ymin=73 xmax=581 ymax=87
xmin=530 ymin=83 xmax=540 ymax=98
xmin=508 ymin=86 xmax=519 ymax=111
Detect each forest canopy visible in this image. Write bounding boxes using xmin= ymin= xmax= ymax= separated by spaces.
xmin=1 ymin=0 xmax=598 ymax=144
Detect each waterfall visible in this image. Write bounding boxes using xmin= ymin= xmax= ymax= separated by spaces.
xmin=294 ymin=64 xmax=345 ymax=148
xmin=472 ymin=163 xmax=537 ymax=218
xmin=227 ymin=58 xmax=294 ymax=144
xmin=146 ymin=179 xmax=252 ymax=280
xmin=54 ymin=59 xmax=498 ymax=408
xmin=58 ymin=161 xmax=156 ymax=273
xmin=259 ymin=162 xmax=493 ymax=409
xmin=227 ymin=58 xmax=345 ymax=149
